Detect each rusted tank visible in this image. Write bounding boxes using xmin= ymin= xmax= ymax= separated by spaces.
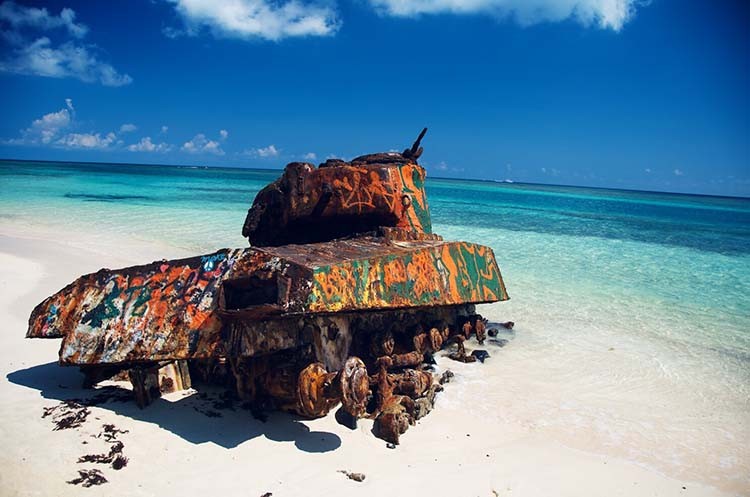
xmin=27 ymin=130 xmax=509 ymax=444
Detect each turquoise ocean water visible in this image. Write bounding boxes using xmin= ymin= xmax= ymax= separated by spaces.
xmin=1 ymin=159 xmax=749 ymax=488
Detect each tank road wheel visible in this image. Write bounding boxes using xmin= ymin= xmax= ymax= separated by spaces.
xmin=475 ymin=318 xmax=487 ymax=344
xmin=297 ymin=363 xmax=339 ymax=418
xmin=428 ymin=327 xmax=444 ymax=351
xmin=462 ymin=321 xmax=473 ymax=339
xmin=340 ymin=357 xmax=370 ymax=418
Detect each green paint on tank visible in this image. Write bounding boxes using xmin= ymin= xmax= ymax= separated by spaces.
xmin=306 ymin=240 xmax=507 ymax=313
xmin=81 ymin=280 xmax=122 ymax=329
xmin=398 ymin=164 xmax=432 ymax=234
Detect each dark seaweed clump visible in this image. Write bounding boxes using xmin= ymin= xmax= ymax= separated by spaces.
xmin=77 ymin=440 xmax=128 ymax=470
xmin=42 ymin=400 xmax=91 ymax=430
xmin=42 ymin=396 xmax=133 ymax=486
xmin=41 ymin=387 xmax=132 ymax=430
xmin=67 ymin=469 xmax=108 ymax=487
xmin=99 ymin=423 xmax=129 ymax=442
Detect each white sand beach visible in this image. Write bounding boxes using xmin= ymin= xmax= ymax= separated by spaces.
xmin=0 ymin=225 xmax=744 ymax=497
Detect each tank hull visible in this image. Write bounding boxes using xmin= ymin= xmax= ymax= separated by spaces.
xmin=28 ymin=237 xmax=507 ymax=366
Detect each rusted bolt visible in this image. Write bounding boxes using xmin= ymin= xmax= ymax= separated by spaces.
xmin=401 ymin=194 xmax=411 ymax=208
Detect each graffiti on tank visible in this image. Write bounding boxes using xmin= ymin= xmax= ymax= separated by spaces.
xmin=324 ymin=164 xmax=431 ymax=234
xmin=200 ymin=253 xmax=226 ymax=272
xmin=397 ymin=164 xmax=432 ymax=234
xmin=307 ymin=241 xmax=506 ymax=312
xmin=31 ymin=250 xmax=246 ymax=363
xmin=332 ymin=167 xmax=399 ymax=212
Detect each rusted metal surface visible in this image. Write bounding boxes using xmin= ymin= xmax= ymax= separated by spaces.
xmin=340 ymin=357 xmax=369 ymax=418
xmin=242 ymin=131 xmax=434 ymax=247
xmin=26 ymin=131 xmax=511 ymax=444
xmin=242 ymin=161 xmax=434 ymax=247
xmin=28 ymin=238 xmax=507 ymax=366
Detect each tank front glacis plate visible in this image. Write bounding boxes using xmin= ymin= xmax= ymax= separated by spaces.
xmin=303 ymin=240 xmax=507 ymax=313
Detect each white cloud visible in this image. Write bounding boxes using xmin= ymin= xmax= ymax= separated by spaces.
xmin=128 ymin=136 xmax=172 ymax=152
xmin=367 ymin=0 xmax=646 ymax=31
xmin=258 ymin=145 xmax=279 ymax=157
xmin=4 ymin=98 xmax=74 ymax=145
xmin=644 ymin=167 xmax=651 ymax=173
xmin=674 ymin=168 xmax=684 ymax=176
xmin=0 ymin=3 xmax=131 ymax=86
xmin=0 ymin=1 xmax=88 ymax=38
xmin=430 ymin=161 xmax=465 ymax=173
xmin=203 ymin=140 xmax=223 ymax=154
xmin=165 ymin=0 xmax=340 ymax=41
xmin=0 ymin=37 xmax=132 ymax=86
xmin=219 ymin=129 xmax=229 ymax=140
xmin=57 ymin=131 xmax=116 ymax=149
xmin=182 ymin=133 xmax=225 ymax=155
xmin=32 ymin=102 xmax=74 ymax=143
xmin=303 ymin=152 xmax=317 ymax=160
xmin=161 ymin=125 xmax=169 ymax=133
xmin=244 ymin=144 xmax=280 ymax=158
xmin=4 ymin=98 xmax=124 ymax=151
xmin=119 ymin=123 xmax=137 ymax=133
xmin=162 ymin=26 xmax=183 ymax=39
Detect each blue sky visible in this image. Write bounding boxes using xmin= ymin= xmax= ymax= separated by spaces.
xmin=1 ymin=0 xmax=748 ymax=196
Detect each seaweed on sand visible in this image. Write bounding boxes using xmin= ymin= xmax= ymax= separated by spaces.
xmin=67 ymin=469 xmax=108 ymax=487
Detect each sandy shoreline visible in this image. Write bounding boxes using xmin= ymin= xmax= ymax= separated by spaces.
xmin=0 ymin=229 xmax=740 ymax=496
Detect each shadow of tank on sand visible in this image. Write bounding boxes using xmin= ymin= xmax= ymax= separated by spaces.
xmin=7 ymin=362 xmax=341 ymax=452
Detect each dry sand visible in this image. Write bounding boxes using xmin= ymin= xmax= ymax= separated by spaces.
xmin=0 ymin=229 xmax=739 ymax=497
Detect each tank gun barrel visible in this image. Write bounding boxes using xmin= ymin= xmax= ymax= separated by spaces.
xmin=402 ymin=127 xmax=428 ymax=161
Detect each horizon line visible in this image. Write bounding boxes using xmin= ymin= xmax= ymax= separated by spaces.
xmin=1 ymin=157 xmax=748 ymax=201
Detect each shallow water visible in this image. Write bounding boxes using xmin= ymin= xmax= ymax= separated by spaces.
xmin=1 ymin=159 xmax=748 ymax=491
